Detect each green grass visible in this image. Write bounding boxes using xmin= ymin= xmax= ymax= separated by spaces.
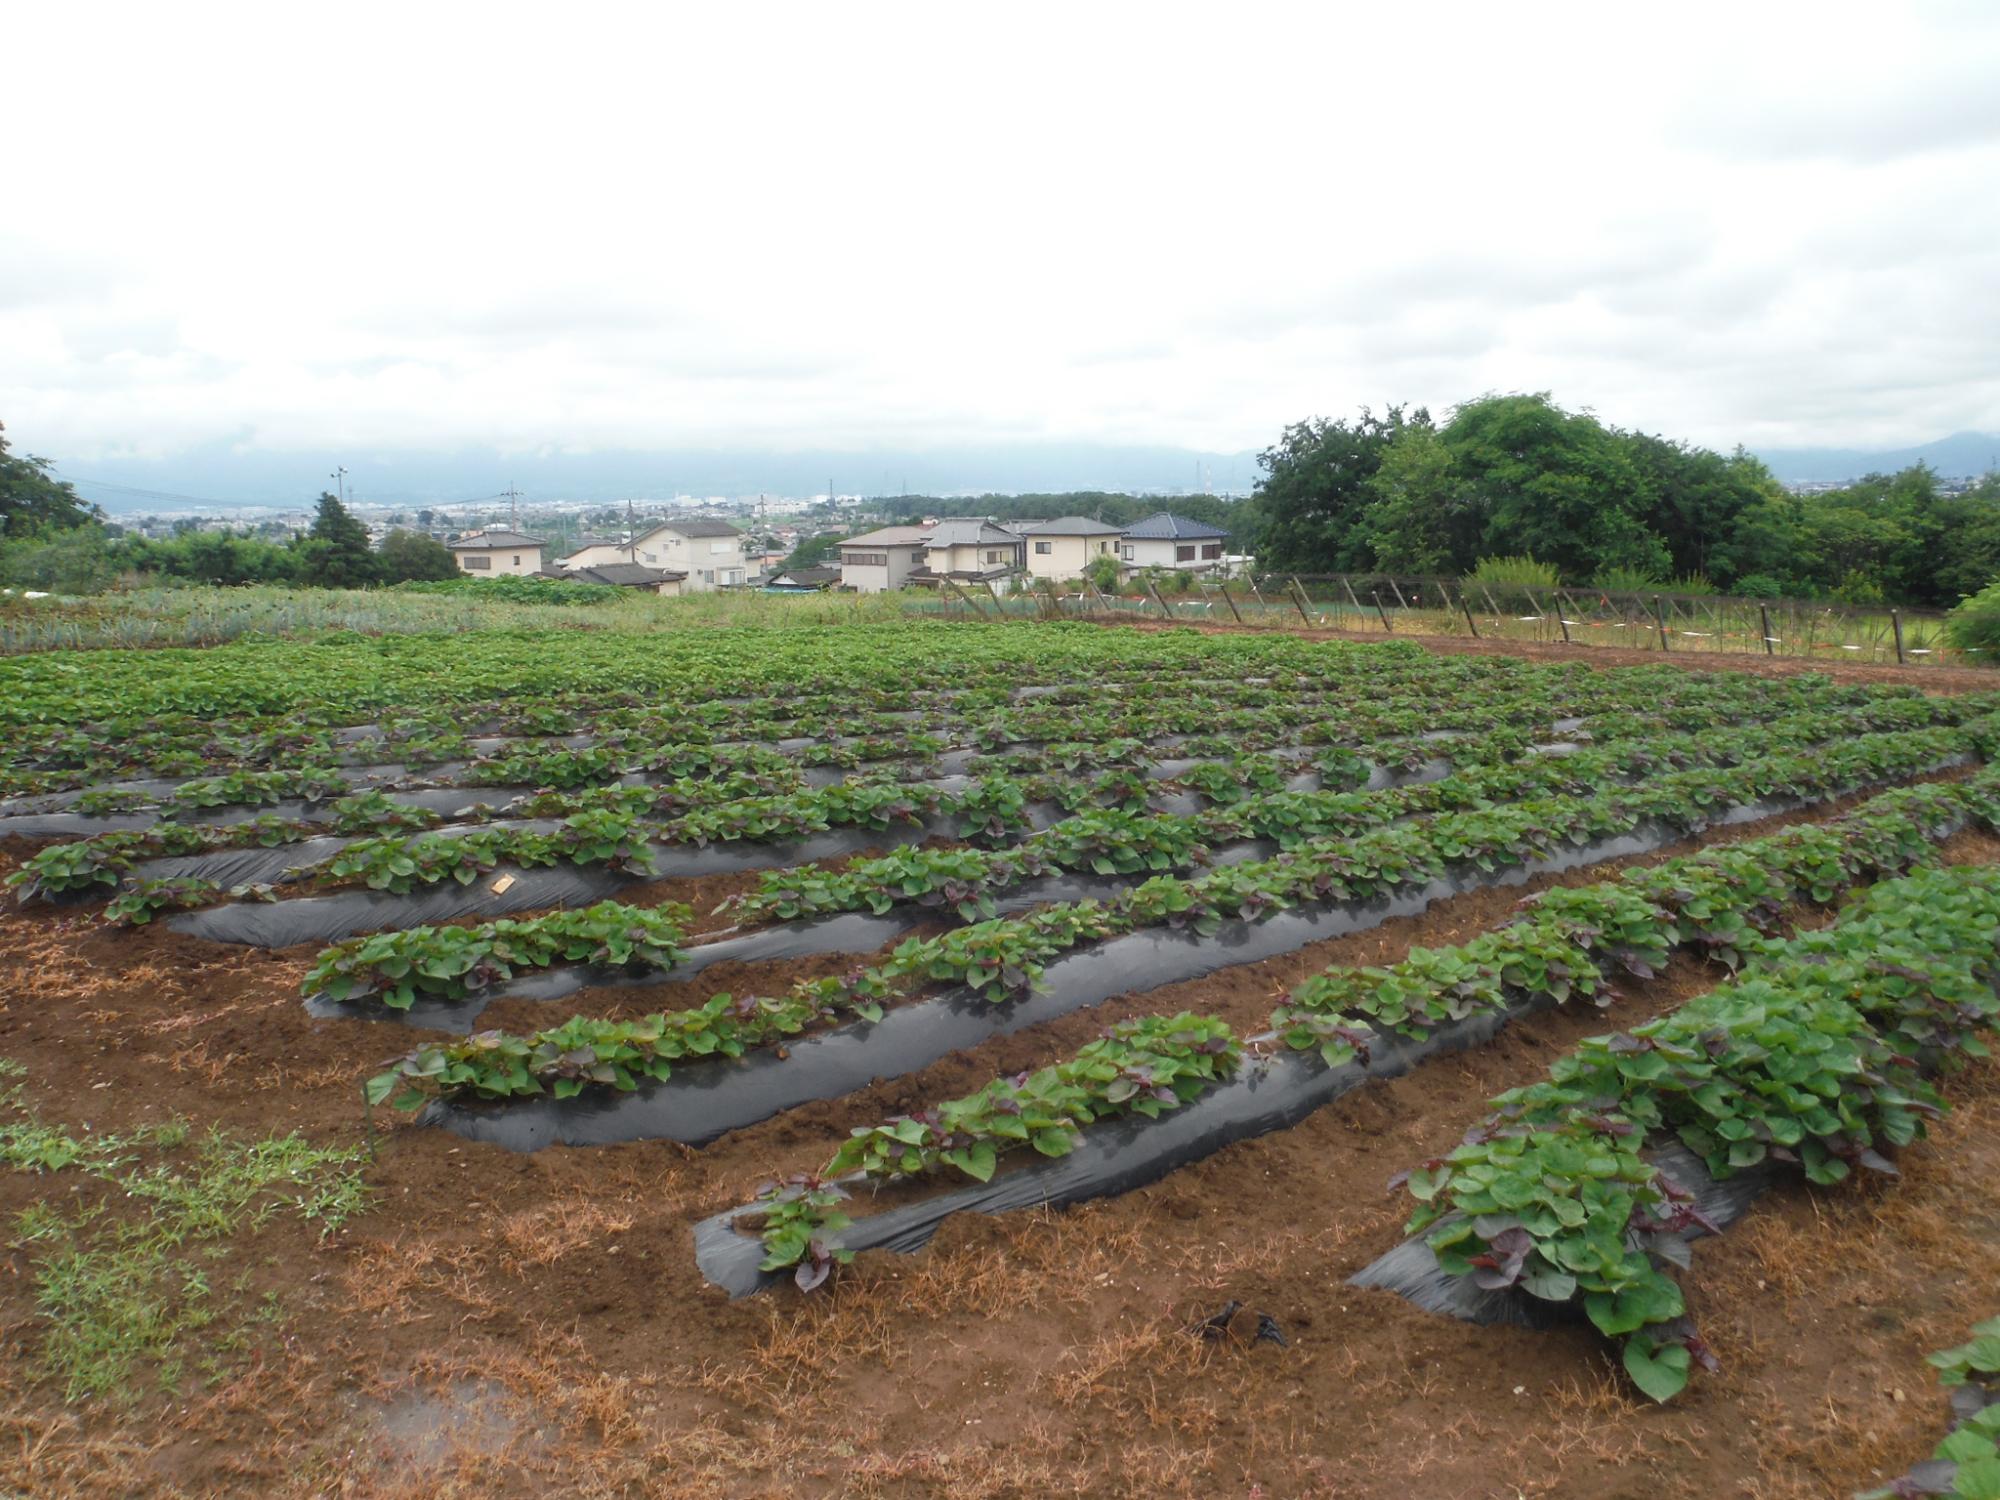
xmin=0 ymin=580 xmax=921 ymax=651
xmin=0 ymin=1061 xmax=373 ymax=1401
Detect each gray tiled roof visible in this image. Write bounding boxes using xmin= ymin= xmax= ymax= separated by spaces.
xmin=1020 ymin=515 xmax=1124 ymax=536
xmin=647 ymin=516 xmax=742 ymax=538
xmin=1121 ymin=512 xmax=1228 ymax=541
xmin=568 ymin=562 xmax=686 ymax=587
xmin=448 ymin=529 xmax=546 ymax=549
xmin=925 ymin=519 xmax=1022 ymax=547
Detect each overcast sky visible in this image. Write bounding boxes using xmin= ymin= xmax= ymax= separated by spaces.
xmin=5 ymin=1 xmax=1998 ymax=469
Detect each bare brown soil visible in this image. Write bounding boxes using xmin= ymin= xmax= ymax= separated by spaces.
xmin=0 ymin=814 xmax=1995 ymax=1496
xmin=1095 ymin=615 xmax=2000 ymax=694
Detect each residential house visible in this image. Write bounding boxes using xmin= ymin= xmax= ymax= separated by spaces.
xmin=1019 ymin=516 xmax=1124 ymax=580
xmin=916 ymin=519 xmax=1024 ymax=582
xmin=555 ymin=535 xmax=629 ymax=571
xmin=448 ymin=529 xmax=546 ymax=577
xmin=838 ymin=526 xmax=930 ymax=593
xmin=557 ymin=563 xmax=686 ymax=596
xmin=766 ymin=565 xmax=841 ymax=590
xmin=568 ymin=517 xmax=748 ymax=590
xmin=1117 ymin=513 xmax=1229 ymax=578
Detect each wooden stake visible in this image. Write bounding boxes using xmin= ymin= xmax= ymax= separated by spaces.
xmin=1654 ymin=595 xmax=1670 ymax=650
xmin=1216 ymin=579 xmax=1244 ymax=623
xmin=1369 ymin=589 xmax=1393 ymax=633
xmin=1457 ymin=585 xmax=1480 ymax=638
xmin=1760 ymin=603 xmax=1775 ymax=656
xmin=1147 ymin=580 xmax=1176 ymax=619
xmin=1288 ymin=576 xmax=1313 ymax=626
xmin=1340 ymin=575 xmax=1367 ymax=620
xmin=1892 ymin=608 xmax=1906 ymax=665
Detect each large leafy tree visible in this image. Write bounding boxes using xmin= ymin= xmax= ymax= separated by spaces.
xmin=1359 ymin=422 xmax=1477 ymax=574
xmin=1442 ymin=394 xmax=1671 ymax=582
xmin=1251 ymin=406 xmax=1427 ymax=573
xmin=1623 ymin=436 xmax=1777 ymax=582
xmin=377 ymin=528 xmax=459 ymax=582
xmin=0 ymin=421 xmax=98 ymax=537
xmin=293 ymin=492 xmax=378 ymax=588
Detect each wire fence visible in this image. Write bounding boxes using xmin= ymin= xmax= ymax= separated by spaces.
xmin=909 ymin=572 xmax=1974 ymax=669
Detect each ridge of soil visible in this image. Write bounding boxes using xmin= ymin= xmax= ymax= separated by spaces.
xmin=0 ymin=803 xmax=1996 ymax=1495
xmin=1091 ymin=615 xmax=2000 ymax=693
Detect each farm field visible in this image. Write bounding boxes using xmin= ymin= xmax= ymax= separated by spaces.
xmin=3 ymin=619 xmax=2000 ymax=1498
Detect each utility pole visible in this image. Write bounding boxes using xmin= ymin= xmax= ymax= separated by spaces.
xmin=330 ymin=466 xmax=348 ymax=505
xmin=503 ymin=483 xmax=523 ymax=531
xmin=626 ymin=498 xmax=638 ymax=564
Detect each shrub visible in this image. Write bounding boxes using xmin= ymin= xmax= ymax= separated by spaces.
xmin=1834 ymin=570 xmax=1886 ymax=606
xmin=1467 ymin=556 xmax=1560 ymax=589
xmin=1591 ymin=565 xmax=1662 ymax=594
xmin=1730 ymin=573 xmax=1786 ymax=599
xmin=1947 ymin=576 xmax=2000 ymax=657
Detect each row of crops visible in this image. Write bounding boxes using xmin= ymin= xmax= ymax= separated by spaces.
xmin=7 ymin=621 xmax=2000 ymax=1412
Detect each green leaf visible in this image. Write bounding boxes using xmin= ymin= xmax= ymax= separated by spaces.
xmin=1622 ymin=1338 xmax=1690 ymax=1403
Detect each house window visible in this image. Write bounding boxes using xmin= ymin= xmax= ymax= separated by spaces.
xmin=1175 ymin=544 xmax=1196 ymax=562
xmin=642 ymin=551 xmax=657 ymax=563
xmin=701 ymin=569 xmax=714 ymax=582
xmin=1100 ymin=541 xmax=1112 ymax=553
xmin=513 ymin=555 xmax=521 ymax=566
xmin=1120 ymin=545 xmax=1133 ymax=560
xmin=846 ymin=552 xmax=888 ymax=567
xmin=985 ymin=550 xmax=1001 ymax=564
xmin=1035 ymin=541 xmax=1052 ymax=555
xmin=710 ymin=541 xmax=731 ymax=554
xmin=463 ymin=555 xmax=491 ymax=570
xmin=1201 ymin=543 xmax=1222 ymax=560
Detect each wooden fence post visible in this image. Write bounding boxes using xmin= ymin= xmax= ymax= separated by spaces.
xmin=1216 ymin=580 xmax=1244 ymax=624
xmin=1369 ymin=589 xmax=1393 ymax=633
xmin=1339 ymin=575 xmax=1367 ymax=621
xmin=1892 ymin=608 xmax=1906 ymax=665
xmin=1759 ymin=603 xmax=1775 ymax=656
xmin=1146 ymin=580 xmax=1176 ymax=619
xmin=1457 ymin=585 xmax=1480 ymax=639
xmin=1540 ymin=589 xmax=1571 ymax=645
xmin=1288 ymin=577 xmax=1314 ymax=626
xmin=1654 ymin=595 xmax=1670 ymax=651
xmin=946 ymin=578 xmax=990 ymax=619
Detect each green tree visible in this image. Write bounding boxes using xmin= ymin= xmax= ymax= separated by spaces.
xmin=782 ymin=531 xmax=846 ymax=571
xmin=1625 ymin=437 xmax=1777 ymax=583
xmin=377 ymin=528 xmax=459 ymax=582
xmin=0 ymin=523 xmax=122 ymax=593
xmin=293 ymin=492 xmax=378 ymax=588
xmin=1442 ymin=394 xmax=1670 ymax=582
xmin=1251 ymin=406 xmax=1426 ymax=573
xmin=1360 ymin=423 xmax=1473 ymax=574
xmin=0 ymin=422 xmax=98 ymax=537
xmin=1084 ymin=553 xmax=1122 ymax=591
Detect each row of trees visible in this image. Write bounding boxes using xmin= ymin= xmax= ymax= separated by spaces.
xmin=1246 ymin=394 xmax=2000 ymax=607
xmin=0 ymin=470 xmax=461 ymax=596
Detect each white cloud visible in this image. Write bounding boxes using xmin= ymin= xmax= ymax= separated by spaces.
xmin=2 ymin=0 xmax=1997 ymax=465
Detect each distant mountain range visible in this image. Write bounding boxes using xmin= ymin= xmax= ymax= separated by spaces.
xmin=57 ymin=444 xmax=1267 ymax=514
xmin=48 ymin=431 xmax=2000 ymax=515
xmin=1753 ymin=431 xmax=2000 ymax=484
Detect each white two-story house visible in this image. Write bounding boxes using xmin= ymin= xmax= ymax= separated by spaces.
xmin=837 ymin=526 xmax=930 ymax=593
xmin=1117 ymin=513 xmax=1230 ymax=579
xmin=1020 ymin=516 xmax=1124 ymax=580
xmin=562 ymin=517 xmax=746 ymax=590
